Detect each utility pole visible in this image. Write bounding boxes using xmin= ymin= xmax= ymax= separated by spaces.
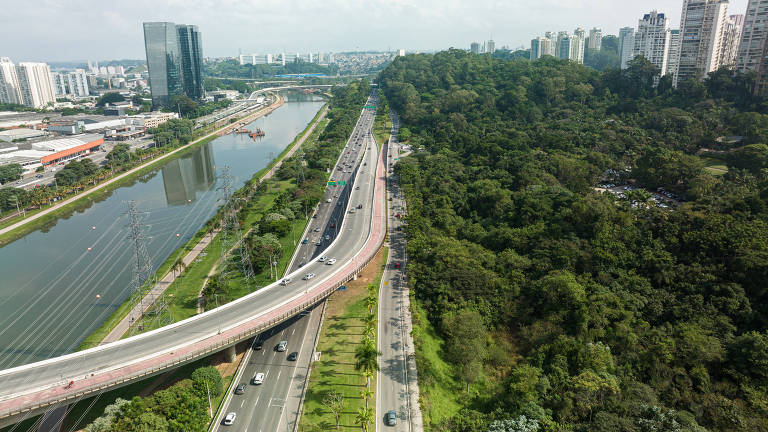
xmin=206 ymin=381 xmax=212 ymax=417
xmin=126 ymin=201 xmax=155 ymax=335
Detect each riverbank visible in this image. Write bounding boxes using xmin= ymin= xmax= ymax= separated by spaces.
xmin=77 ymin=102 xmax=330 ymax=350
xmin=0 ymin=94 xmax=285 ymax=247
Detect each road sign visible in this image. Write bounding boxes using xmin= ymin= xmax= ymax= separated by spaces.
xmin=327 ymin=181 xmax=336 ymax=186
xmin=339 ymin=180 xmax=347 ymax=186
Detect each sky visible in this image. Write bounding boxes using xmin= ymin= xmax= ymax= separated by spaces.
xmin=0 ymin=0 xmax=749 ymax=62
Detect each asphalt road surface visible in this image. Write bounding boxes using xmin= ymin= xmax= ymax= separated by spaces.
xmin=197 ymin=91 xmax=380 ymax=432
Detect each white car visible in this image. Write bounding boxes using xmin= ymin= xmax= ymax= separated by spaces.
xmin=326 ymin=198 xmax=332 ymax=203
xmin=224 ymin=412 xmax=236 ymax=425
xmin=280 ymin=278 xmax=291 ymax=286
xmin=303 ymin=273 xmax=316 ymax=280
xmin=318 ymin=256 xmax=328 ymax=262
xmin=326 ymin=258 xmax=337 ymax=265
xmin=253 ymin=372 xmax=265 ymax=385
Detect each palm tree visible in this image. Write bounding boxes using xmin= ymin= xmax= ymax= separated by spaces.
xmin=364 ymin=295 xmax=377 ymax=314
xmin=363 ymin=313 xmax=376 ymax=329
xmin=355 ymin=407 xmax=374 ymax=432
xmin=354 ymin=340 xmax=380 ymax=388
xmin=366 ymin=283 xmax=377 ymax=298
xmin=364 ymin=321 xmax=376 ymax=340
xmin=172 ymin=257 xmax=186 ymax=278
xmin=359 ymin=388 xmax=374 ymax=410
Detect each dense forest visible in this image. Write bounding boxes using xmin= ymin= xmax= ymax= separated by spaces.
xmin=380 ymin=50 xmax=768 ymax=431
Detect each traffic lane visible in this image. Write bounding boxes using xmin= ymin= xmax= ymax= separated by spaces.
xmin=0 ymin=100 xmax=380 ymax=402
xmin=219 ymin=312 xmax=310 ymax=432
xmin=0 ymin=143 xmax=379 ymax=400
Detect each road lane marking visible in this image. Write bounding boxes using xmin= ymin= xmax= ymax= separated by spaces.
xmin=277 ymin=370 xmax=281 ymax=380
xmin=241 ymin=400 xmax=245 ymax=408
xmin=255 ymin=395 xmax=260 ymax=406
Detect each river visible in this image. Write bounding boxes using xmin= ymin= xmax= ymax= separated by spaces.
xmin=0 ymin=92 xmax=326 ymax=369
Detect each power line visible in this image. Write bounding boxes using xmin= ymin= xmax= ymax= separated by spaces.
xmin=126 ymin=201 xmax=154 ymax=335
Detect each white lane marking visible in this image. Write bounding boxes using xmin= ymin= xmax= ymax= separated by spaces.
xmin=277 ymin=370 xmax=281 ymax=380
xmin=241 ymin=400 xmax=245 ymax=408
xmin=291 ymin=328 xmax=295 ymax=335
xmin=255 ymin=395 xmax=261 ymax=406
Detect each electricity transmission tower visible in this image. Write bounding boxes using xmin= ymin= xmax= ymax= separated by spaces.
xmin=217 ymin=166 xmax=256 ymax=298
xmin=126 ymin=201 xmax=163 ymax=335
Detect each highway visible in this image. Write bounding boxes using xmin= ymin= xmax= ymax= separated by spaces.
xmin=211 ymin=92 xmax=379 ymax=432
xmin=0 ymin=92 xmax=388 ymax=427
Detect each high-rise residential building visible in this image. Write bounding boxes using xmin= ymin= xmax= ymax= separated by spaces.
xmin=667 ymin=29 xmax=682 ymax=79
xmin=676 ymin=0 xmax=729 ymax=84
xmin=52 ymin=73 xmax=68 ymax=96
xmin=720 ymin=14 xmax=744 ymax=67
xmin=175 ymin=24 xmax=204 ymax=101
xmin=545 ymin=32 xmax=558 ymax=56
xmin=470 ymin=42 xmax=481 ymax=54
xmin=397 ymin=49 xmax=405 ymax=57
xmin=589 ymin=28 xmax=603 ymax=50
xmin=67 ymin=69 xmax=89 ymax=98
xmin=737 ymin=0 xmax=768 ymax=94
xmin=486 ymin=39 xmax=496 ymax=53
xmin=143 ymin=21 xmax=203 ymax=107
xmin=572 ymin=28 xmax=586 ymax=63
xmin=619 ymin=27 xmax=636 ymax=69
xmin=15 ymin=62 xmax=55 ymax=108
xmin=0 ymin=57 xmax=22 ymax=105
xmin=530 ymin=37 xmax=553 ymax=60
xmin=634 ymin=11 xmax=672 ymax=76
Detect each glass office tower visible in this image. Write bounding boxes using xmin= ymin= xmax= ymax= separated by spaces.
xmin=143 ymin=22 xmax=203 ymax=107
xmin=177 ymin=25 xmax=204 ymax=100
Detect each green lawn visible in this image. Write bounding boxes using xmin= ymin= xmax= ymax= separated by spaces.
xmin=410 ymin=300 xmax=463 ymax=426
xmin=299 ymin=248 xmax=387 ymax=432
xmin=701 ymin=156 xmax=729 ymax=176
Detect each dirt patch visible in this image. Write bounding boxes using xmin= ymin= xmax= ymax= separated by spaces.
xmin=325 ymin=246 xmax=387 ymax=317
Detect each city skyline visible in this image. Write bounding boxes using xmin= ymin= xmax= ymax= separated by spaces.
xmin=0 ymin=0 xmax=748 ymax=62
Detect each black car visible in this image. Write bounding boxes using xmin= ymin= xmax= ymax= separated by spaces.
xmin=234 ymin=383 xmax=246 ymax=395
xmin=254 ymin=340 xmax=263 ymax=350
xmin=385 ymin=410 xmax=397 ymax=426
xmin=287 ymin=351 xmax=298 ymax=361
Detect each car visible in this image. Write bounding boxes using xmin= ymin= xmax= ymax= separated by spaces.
xmin=303 ymin=273 xmax=315 ymax=280
xmin=349 ymin=209 xmax=355 ymax=214
xmin=395 ymin=262 xmax=401 ymax=269
xmin=385 ymin=410 xmax=397 ymax=426
xmin=325 ymin=235 xmax=331 ymax=240
xmin=299 ymin=261 xmax=306 ymax=267
xmin=333 ymin=194 xmax=338 ymax=198
xmin=355 ymin=186 xmax=360 ymax=190
xmin=280 ymin=278 xmax=292 ymax=285
xmin=330 ymin=223 xmax=335 ymax=229
xmin=277 ymin=340 xmax=288 ymax=351
xmin=252 ymin=372 xmax=265 ymax=384
xmin=234 ymin=383 xmax=246 ymax=394
xmin=315 ymin=241 xmax=322 ymax=246
xmin=254 ymin=340 xmax=263 ymax=350
xmin=326 ymin=198 xmax=332 ymax=203
xmin=337 ymin=201 xmax=342 ymax=206
xmin=330 ymin=177 xmax=335 ymax=181
xmin=224 ymin=412 xmax=236 ymax=425
xmin=313 ymin=228 xmax=321 ymax=232
xmin=357 ymin=204 xmax=363 ymax=209
xmin=302 ymin=239 xmax=308 ymax=244
xmin=326 ymin=258 xmax=337 ymax=265
xmin=287 ymin=351 xmax=298 ymax=361
xmin=35 ymin=174 xmax=44 ymax=179
xmin=318 ymin=256 xmax=328 ymax=262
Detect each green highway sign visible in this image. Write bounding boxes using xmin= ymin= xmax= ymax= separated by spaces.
xmin=328 ymin=181 xmax=336 ymax=186
xmin=339 ymin=180 xmax=347 ymax=186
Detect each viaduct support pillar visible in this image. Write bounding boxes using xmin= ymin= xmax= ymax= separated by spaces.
xmin=224 ymin=345 xmax=236 ymax=363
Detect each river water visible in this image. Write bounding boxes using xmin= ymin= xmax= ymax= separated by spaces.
xmin=0 ymin=92 xmax=325 ymax=368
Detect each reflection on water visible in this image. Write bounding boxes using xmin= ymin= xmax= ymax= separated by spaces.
xmin=0 ymin=93 xmax=325 ymax=368
xmin=162 ymin=144 xmax=216 ymax=206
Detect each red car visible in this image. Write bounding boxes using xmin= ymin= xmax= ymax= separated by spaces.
xmin=395 ymin=262 xmax=401 ymax=269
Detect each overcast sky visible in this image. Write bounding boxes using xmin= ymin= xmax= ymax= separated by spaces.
xmin=0 ymin=0 xmax=749 ymax=62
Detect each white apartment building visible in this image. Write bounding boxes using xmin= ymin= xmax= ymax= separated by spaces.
xmin=667 ymin=30 xmax=682 ymax=80
xmin=530 ymin=37 xmax=553 ymax=60
xmin=619 ymin=27 xmax=636 ymax=69
xmin=52 ymin=73 xmax=68 ymax=96
xmin=589 ymin=28 xmax=603 ymax=50
xmin=720 ymin=14 xmax=744 ymax=67
xmin=239 ymin=54 xmax=274 ymax=65
xmin=0 ymin=57 xmax=22 ymax=105
xmin=737 ymin=0 xmax=768 ymax=94
xmin=67 ymin=69 xmax=89 ymax=98
xmin=16 ymin=62 xmax=55 ymax=108
xmin=676 ymin=0 xmax=729 ymax=84
xmin=573 ymin=28 xmax=586 ymax=63
xmin=634 ymin=11 xmax=672 ymax=76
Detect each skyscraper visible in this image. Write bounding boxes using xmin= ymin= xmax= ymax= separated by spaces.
xmin=530 ymin=37 xmax=552 ymax=60
xmin=573 ymin=28 xmax=586 ymax=63
xmin=619 ymin=27 xmax=636 ymax=69
xmin=634 ymin=11 xmax=672 ymax=76
xmin=720 ymin=14 xmax=744 ymax=67
xmin=176 ymin=24 xmax=204 ymax=101
xmin=67 ymin=69 xmax=90 ymax=98
xmin=470 ymin=42 xmax=481 ymax=54
xmin=667 ymin=30 xmax=682 ymax=79
xmin=0 ymin=57 xmax=21 ymax=105
xmin=588 ymin=28 xmax=603 ymax=50
xmin=15 ymin=62 xmax=55 ymax=108
xmin=737 ymin=0 xmax=768 ymax=94
xmin=486 ymin=39 xmax=496 ymax=53
xmin=52 ymin=73 xmax=68 ymax=96
xmin=676 ymin=0 xmax=729 ymax=84
xmin=143 ymin=21 xmax=203 ymax=107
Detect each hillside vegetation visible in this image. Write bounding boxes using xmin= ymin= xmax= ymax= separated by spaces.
xmin=380 ymin=50 xmax=768 ymax=431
